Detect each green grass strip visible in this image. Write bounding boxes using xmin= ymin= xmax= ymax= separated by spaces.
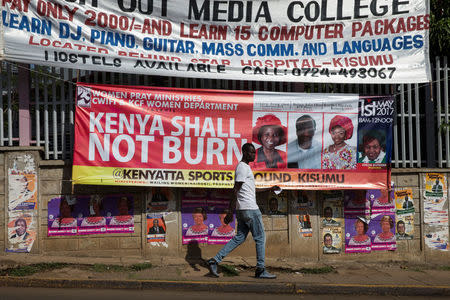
xmin=221 ymin=264 xmax=239 ymax=277
xmin=1 ymin=263 xmax=68 ymax=277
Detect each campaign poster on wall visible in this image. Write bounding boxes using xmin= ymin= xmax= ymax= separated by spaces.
xmin=77 ymin=195 xmax=107 ymax=235
xmin=424 ymin=226 xmax=449 ymax=251
xmin=181 ymin=189 xmax=236 ymax=245
xmin=343 ymin=190 xmax=370 ymax=216
xmin=292 ymin=190 xmax=315 ymax=211
xmin=423 ymin=175 xmax=448 ymax=225
xmin=369 ymin=213 xmax=396 ymax=251
xmin=424 ymin=173 xmax=446 ymax=198
xmin=48 ymin=196 xmax=78 ymax=236
xmin=207 ymin=191 xmax=236 ymax=244
xmin=207 ymin=205 xmax=236 ymax=245
xmin=147 ymin=187 xmax=176 ymax=213
xmin=6 ymin=211 xmax=37 ymax=253
xmin=396 ymin=214 xmax=414 ymax=240
xmin=395 ymin=189 xmax=414 ymax=215
xmin=48 ymin=194 xmax=134 ymax=236
xmin=424 ymin=199 xmax=449 ymax=225
xmin=297 ymin=214 xmax=313 ymax=238
xmin=181 ymin=190 xmax=209 ymax=244
xmin=322 ymin=193 xmax=343 ymax=227
xmin=8 ymin=154 xmax=37 ymax=211
xmin=72 ymin=84 xmax=394 ymax=190
xmin=369 ymin=186 xmax=395 ymax=214
xmin=147 ymin=213 xmax=166 ymax=243
xmin=323 ymin=227 xmax=342 ymax=254
xmin=267 ymin=192 xmax=288 ymax=216
xmin=104 ymin=195 xmax=135 ymax=233
xmin=345 ymin=217 xmax=371 ymax=253
xmin=2 ymin=0 xmax=431 ymax=84
xmin=182 ymin=206 xmax=209 ymax=244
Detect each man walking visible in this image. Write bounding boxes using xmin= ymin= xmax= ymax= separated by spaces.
xmin=207 ymin=143 xmax=276 ymax=279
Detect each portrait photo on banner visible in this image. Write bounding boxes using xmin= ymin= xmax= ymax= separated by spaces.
xmin=357 ymin=129 xmax=388 ymax=164
xmin=287 ymin=112 xmax=323 ymax=170
xmin=250 ymin=111 xmax=288 ymax=170
xmin=322 ymin=114 xmax=358 ymax=170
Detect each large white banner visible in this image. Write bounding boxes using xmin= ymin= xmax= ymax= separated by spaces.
xmin=0 ymin=0 xmax=430 ymax=83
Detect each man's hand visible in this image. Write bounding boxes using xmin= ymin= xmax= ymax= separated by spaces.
xmin=271 ymin=185 xmax=282 ymax=194
xmin=224 ymin=212 xmax=234 ymax=224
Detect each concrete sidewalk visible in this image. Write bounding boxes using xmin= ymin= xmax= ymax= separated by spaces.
xmin=1 ymin=256 xmax=449 ymax=296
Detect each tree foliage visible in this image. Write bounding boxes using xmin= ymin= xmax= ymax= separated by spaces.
xmin=430 ymin=0 xmax=450 ymax=58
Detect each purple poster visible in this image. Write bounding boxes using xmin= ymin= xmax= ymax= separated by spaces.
xmin=207 ymin=198 xmax=236 ymax=245
xmin=369 ymin=213 xmax=397 ymax=251
xmin=182 ymin=205 xmax=209 ymax=244
xmin=104 ymin=195 xmax=134 ymax=233
xmin=345 ymin=217 xmax=371 ymax=253
xmin=344 ymin=190 xmax=370 ymax=216
xmin=47 ymin=197 xmax=78 ymax=236
xmin=77 ymin=195 xmax=107 ymax=235
xmin=181 ymin=189 xmax=236 ymax=245
xmin=369 ymin=186 xmax=395 ymax=214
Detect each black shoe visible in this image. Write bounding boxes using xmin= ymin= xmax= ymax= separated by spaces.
xmin=207 ymin=258 xmax=219 ymax=277
xmin=255 ymin=267 xmax=276 ymax=279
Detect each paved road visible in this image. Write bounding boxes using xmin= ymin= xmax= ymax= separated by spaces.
xmin=0 ymin=287 xmax=448 ymax=300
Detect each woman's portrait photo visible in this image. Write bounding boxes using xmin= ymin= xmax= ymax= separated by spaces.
xmin=348 ymin=218 xmax=371 ymax=246
xmin=185 ymin=207 xmax=209 ymax=236
xmin=51 ymin=196 xmax=77 ymax=228
xmin=358 ymin=130 xmax=387 ymax=163
xmin=373 ymin=215 xmax=396 ymax=243
xmin=344 ymin=190 xmax=369 ymax=209
xmin=250 ymin=113 xmax=287 ymax=169
xmin=322 ymin=115 xmax=357 ymax=170
xmin=109 ymin=196 xmax=134 ymax=226
xmin=371 ymin=189 xmax=393 ymax=207
xmin=211 ymin=209 xmax=235 ymax=237
xmin=81 ymin=195 xmax=106 ymax=227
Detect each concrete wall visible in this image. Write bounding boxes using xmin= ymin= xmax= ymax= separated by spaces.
xmin=1 ymin=148 xmax=449 ymax=263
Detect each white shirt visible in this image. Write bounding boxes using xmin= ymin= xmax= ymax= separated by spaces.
xmin=235 ymin=161 xmax=259 ymax=210
xmin=360 ymin=150 xmax=386 ymax=163
xmin=287 ymin=139 xmax=321 ymax=169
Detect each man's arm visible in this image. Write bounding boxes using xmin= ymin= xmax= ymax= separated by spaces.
xmin=224 ymin=181 xmax=243 ymax=224
xmin=256 ymin=185 xmax=282 ymax=193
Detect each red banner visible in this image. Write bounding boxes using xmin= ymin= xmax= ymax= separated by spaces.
xmin=73 ymin=83 xmax=392 ymax=189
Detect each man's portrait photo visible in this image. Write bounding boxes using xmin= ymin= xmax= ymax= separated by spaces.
xmin=287 ymin=114 xmax=322 ymax=169
xmin=268 ymin=197 xmax=286 ymax=215
xmin=322 ymin=206 xmax=340 ymax=226
xmin=323 ymin=233 xmax=340 ymax=254
xmin=10 ymin=218 xmax=30 ymax=240
xmin=148 ymin=218 xmax=166 ymax=234
xmin=7 ymin=214 xmax=36 ymax=253
xmin=396 ymin=220 xmax=410 ymax=239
